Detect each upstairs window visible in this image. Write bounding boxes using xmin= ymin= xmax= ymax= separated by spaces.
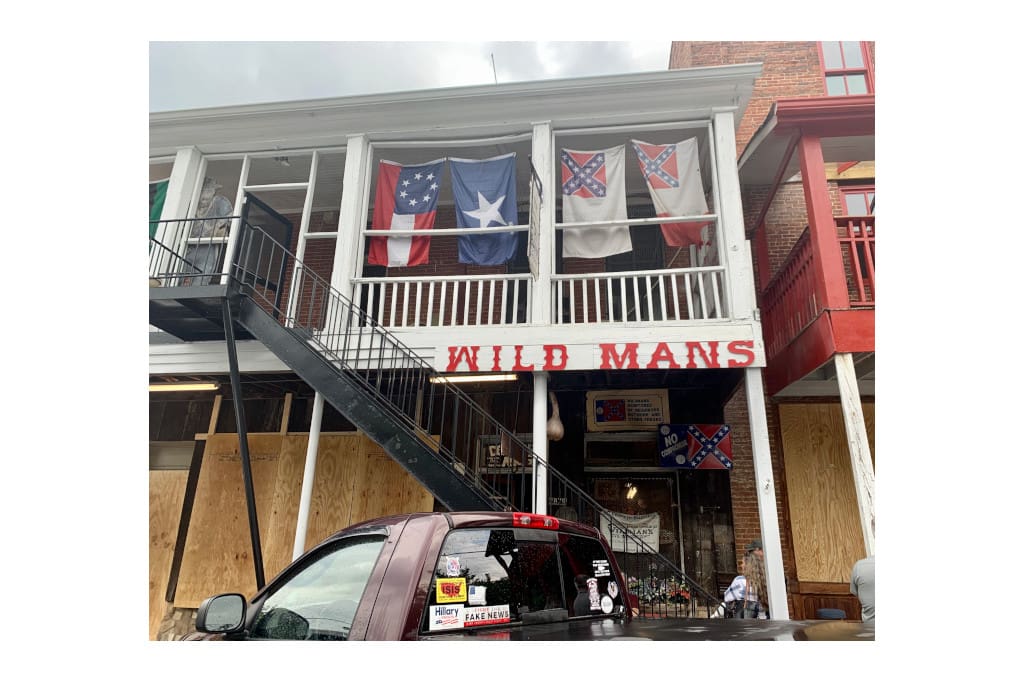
xmin=819 ymin=41 xmax=873 ymax=95
xmin=840 ymin=185 xmax=875 ymax=216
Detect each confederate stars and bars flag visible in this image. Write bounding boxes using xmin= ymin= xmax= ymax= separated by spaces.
xmin=657 ymin=423 xmax=733 ymax=470
xmin=367 ymin=159 xmax=444 ymax=267
xmin=630 ymin=138 xmax=711 ymax=248
xmin=559 ymin=145 xmax=631 ymax=259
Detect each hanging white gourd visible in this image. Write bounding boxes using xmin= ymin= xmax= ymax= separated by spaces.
xmin=546 ymin=391 xmax=564 ymax=442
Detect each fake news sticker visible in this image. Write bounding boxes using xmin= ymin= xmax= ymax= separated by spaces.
xmin=436 ymin=577 xmax=468 ymax=603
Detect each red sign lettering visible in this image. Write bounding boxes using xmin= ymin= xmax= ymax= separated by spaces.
xmin=446 ymin=346 xmax=480 ymax=372
xmin=543 ymin=345 xmax=568 ymax=371
xmin=599 ymin=343 xmax=639 ymax=369
xmin=726 ymin=340 xmax=755 ymax=367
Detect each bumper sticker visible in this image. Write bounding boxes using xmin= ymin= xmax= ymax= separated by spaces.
xmin=428 ymin=604 xmax=465 ymax=631
xmin=436 ymin=578 xmax=468 ymax=603
xmin=463 ymin=604 xmax=511 ymax=627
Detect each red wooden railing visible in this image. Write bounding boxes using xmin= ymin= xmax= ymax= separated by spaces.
xmin=760 ymin=216 xmax=875 ymax=359
xmin=836 ymin=215 xmax=875 ymax=306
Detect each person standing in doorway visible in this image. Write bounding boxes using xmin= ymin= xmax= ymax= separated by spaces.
xmin=850 ymin=555 xmax=875 ymax=622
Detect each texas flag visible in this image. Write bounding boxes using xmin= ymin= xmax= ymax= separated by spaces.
xmin=450 ymin=152 xmax=519 ymax=266
xmin=367 ymin=159 xmax=443 ymax=267
xmin=631 ymin=138 xmax=711 ymax=247
xmin=560 ymin=145 xmax=631 ymax=258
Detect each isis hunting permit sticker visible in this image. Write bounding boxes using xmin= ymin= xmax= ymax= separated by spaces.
xmin=436 ymin=577 xmax=468 ymax=603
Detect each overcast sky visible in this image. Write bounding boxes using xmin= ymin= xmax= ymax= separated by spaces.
xmin=150 ymin=41 xmax=672 ymax=112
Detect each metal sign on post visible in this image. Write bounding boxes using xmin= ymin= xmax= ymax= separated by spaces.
xmin=527 ymin=155 xmax=543 ymax=280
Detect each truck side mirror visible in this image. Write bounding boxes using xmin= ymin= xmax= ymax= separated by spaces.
xmin=196 ymin=593 xmax=247 ymax=633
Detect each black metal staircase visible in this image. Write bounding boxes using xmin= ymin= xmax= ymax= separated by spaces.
xmin=149 ymin=214 xmax=722 ymax=616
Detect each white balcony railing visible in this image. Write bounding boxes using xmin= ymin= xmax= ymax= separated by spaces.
xmin=552 ymin=267 xmax=727 ymax=324
xmin=351 ymin=274 xmax=533 ymax=328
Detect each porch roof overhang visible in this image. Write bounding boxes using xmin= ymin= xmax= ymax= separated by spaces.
xmin=737 ymin=94 xmax=875 ymax=186
xmin=150 ymin=63 xmax=763 ymax=157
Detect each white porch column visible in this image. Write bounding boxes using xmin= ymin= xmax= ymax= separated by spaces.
xmin=530 ymin=121 xmax=554 ymax=325
xmin=292 ymin=392 xmax=325 ymax=560
xmin=712 ymin=112 xmax=758 ymax=320
xmin=532 ymin=371 xmax=549 ymax=514
xmin=330 ymin=134 xmax=371 ymax=297
xmin=155 ymin=146 xmax=203 ymax=250
xmin=835 ymin=353 xmax=875 ymax=556
xmin=744 ymin=367 xmax=790 ymax=620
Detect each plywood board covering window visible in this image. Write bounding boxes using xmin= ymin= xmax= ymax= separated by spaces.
xmin=170 ymin=433 xmax=435 ymax=608
xmin=780 ymin=403 xmax=874 ymax=583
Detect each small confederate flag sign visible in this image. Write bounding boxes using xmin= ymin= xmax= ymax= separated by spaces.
xmin=657 ymin=424 xmax=733 ymax=470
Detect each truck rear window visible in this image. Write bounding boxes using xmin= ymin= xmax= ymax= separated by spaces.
xmin=422 ymin=528 xmax=623 ymax=633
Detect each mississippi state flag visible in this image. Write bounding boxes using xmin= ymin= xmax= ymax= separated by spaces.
xmin=450 ymin=152 xmax=519 ymax=266
xmin=631 ymin=138 xmax=711 ymax=247
xmin=560 ymin=145 xmax=631 ymax=258
xmin=367 ymin=159 xmax=443 ymax=267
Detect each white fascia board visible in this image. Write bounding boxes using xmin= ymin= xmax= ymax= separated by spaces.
xmin=149 ymin=340 xmax=290 ymax=375
xmin=150 ymin=64 xmax=762 ymax=157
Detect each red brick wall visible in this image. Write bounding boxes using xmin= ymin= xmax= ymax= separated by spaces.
xmin=670 ymin=41 xmax=875 ymax=157
xmin=724 ymin=382 xmax=797 ymax=618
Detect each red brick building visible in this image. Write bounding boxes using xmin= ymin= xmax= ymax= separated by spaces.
xmin=671 ymin=41 xmax=875 ymax=619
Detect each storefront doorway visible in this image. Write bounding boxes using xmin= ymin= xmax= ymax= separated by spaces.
xmin=584 ymin=432 xmax=736 ymax=595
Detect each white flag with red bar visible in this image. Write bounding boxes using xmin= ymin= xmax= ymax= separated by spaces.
xmin=631 ymin=138 xmax=711 ymax=247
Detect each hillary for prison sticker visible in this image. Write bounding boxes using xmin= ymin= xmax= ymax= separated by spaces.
xmin=436 ymin=578 xmax=468 ymax=603
xmin=428 ymin=604 xmax=465 ymax=631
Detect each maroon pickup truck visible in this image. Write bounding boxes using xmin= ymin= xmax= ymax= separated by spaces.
xmin=188 ymin=511 xmax=874 ymax=642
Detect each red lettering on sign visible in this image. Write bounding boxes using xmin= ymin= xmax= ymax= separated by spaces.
xmin=512 ymin=346 xmax=534 ymax=371
xmin=442 ymin=583 xmax=461 ymax=597
xmin=446 ymin=346 xmax=480 ymax=372
xmin=685 ymin=341 xmax=720 ymax=369
xmin=599 ymin=343 xmax=639 ymax=369
xmin=727 ymin=340 xmax=755 ymax=367
xmin=543 ymin=345 xmax=568 ymax=371
xmin=491 ymin=346 xmax=503 ymax=372
xmin=645 ymin=342 xmax=680 ymax=369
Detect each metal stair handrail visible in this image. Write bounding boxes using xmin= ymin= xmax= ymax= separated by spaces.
xmin=212 ymin=220 xmax=722 ymax=613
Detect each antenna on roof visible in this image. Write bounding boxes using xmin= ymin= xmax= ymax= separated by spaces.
xmin=491 ymin=53 xmax=498 ymax=84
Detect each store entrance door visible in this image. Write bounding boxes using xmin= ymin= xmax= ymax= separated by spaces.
xmin=589 ymin=475 xmax=682 ymax=570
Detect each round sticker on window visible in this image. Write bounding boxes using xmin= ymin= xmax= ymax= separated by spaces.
xmin=601 ymin=595 xmax=614 ymax=614
xmin=607 ymin=581 xmax=619 ymax=599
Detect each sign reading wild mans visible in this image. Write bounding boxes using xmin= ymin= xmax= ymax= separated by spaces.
xmin=439 ymin=340 xmax=759 ymax=373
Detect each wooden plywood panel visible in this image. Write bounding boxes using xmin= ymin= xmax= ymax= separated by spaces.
xmin=781 ymin=403 xmax=873 ymax=583
xmin=357 ymin=438 xmax=435 ymax=522
xmin=171 ymin=432 xmax=438 ymax=609
xmin=302 ymin=434 xmax=365 ymax=550
xmin=259 ymin=435 xmax=308 ymax=579
xmin=149 ymin=469 xmax=188 ymax=640
xmin=174 ymin=434 xmax=284 ymax=607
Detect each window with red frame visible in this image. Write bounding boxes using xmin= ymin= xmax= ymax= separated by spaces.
xmin=819 ymin=42 xmax=873 ymax=96
xmin=840 ymin=186 xmax=874 ymax=216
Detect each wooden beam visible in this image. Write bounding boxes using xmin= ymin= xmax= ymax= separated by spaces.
xmin=834 ymin=353 xmax=875 ymax=556
xmin=280 ymin=393 xmax=293 ymax=434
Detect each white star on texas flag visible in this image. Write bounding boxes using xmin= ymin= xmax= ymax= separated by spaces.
xmin=462 ymin=192 xmax=507 ymax=227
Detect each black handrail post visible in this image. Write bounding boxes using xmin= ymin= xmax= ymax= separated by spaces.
xmin=222 ymin=296 xmax=266 ymax=590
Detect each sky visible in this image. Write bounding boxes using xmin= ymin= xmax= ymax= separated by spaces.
xmin=150 ymin=41 xmax=673 ymax=112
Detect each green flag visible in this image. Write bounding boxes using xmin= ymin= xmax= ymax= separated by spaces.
xmin=149 ymin=179 xmax=168 ymax=239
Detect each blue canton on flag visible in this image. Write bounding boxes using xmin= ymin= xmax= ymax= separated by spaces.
xmin=561 ymin=150 xmax=607 ymax=198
